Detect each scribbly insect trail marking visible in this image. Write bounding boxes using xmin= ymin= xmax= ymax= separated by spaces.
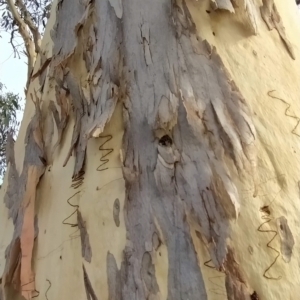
xmin=257 ymin=191 xmax=282 ymax=280
xmin=71 ymin=170 xmax=85 ymax=189
xmin=21 ymin=279 xmax=39 ymax=299
xmin=204 ymin=259 xmax=226 ymax=297
xmin=267 ymin=90 xmax=300 ymax=138
xmin=37 ymin=235 xmax=80 ymax=261
xmin=97 ymin=135 xmax=113 ymax=172
xmin=45 ymin=279 xmax=51 ymax=300
xmin=62 ymin=191 xmax=81 ymax=227
xmin=242 ymin=173 xmax=286 ymax=195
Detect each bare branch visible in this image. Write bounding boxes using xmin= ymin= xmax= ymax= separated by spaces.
xmin=15 ymin=0 xmax=41 ymax=53
xmin=6 ymin=0 xmax=37 ymax=90
xmin=9 ymin=28 xmax=21 ymax=59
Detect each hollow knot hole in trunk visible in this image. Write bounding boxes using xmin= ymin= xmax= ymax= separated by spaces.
xmin=158 ymin=135 xmax=172 ymax=147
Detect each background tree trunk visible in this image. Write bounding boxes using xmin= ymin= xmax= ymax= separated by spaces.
xmin=1 ymin=0 xmax=300 ymax=299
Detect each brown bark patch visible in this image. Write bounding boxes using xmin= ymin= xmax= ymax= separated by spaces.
xmin=224 ymin=247 xmax=251 ymax=300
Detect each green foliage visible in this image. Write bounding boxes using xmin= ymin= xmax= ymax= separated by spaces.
xmin=0 ymin=0 xmax=51 ymax=32
xmin=0 ymin=0 xmax=51 ymax=57
xmin=0 ymin=82 xmax=21 ymax=177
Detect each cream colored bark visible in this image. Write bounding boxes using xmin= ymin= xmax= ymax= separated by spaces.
xmin=0 ymin=0 xmax=300 ymax=299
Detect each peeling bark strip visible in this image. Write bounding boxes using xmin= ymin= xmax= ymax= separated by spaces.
xmin=260 ymin=0 xmax=295 ymax=60
xmin=276 ymin=216 xmax=294 ymax=263
xmin=211 ymin=0 xmax=235 ymax=12
xmin=50 ymin=0 xmax=123 ymax=179
xmin=210 ymin=0 xmax=258 ymax=35
xmin=223 ymin=248 xmax=252 ymax=299
xmin=1 ymin=95 xmax=46 ymax=300
xmin=50 ymin=0 xmax=257 ymax=298
xmin=48 ymin=84 xmax=70 ymax=156
xmin=78 ymin=211 xmax=92 ymax=263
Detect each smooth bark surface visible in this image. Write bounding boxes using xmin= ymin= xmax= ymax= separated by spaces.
xmin=0 ymin=0 xmax=300 ymax=299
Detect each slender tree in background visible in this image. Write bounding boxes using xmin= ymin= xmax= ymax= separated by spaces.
xmin=0 ymin=83 xmax=20 ymax=178
xmin=0 ymin=0 xmax=300 ymax=299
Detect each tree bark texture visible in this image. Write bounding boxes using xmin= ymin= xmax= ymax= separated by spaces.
xmin=0 ymin=0 xmax=300 ymax=299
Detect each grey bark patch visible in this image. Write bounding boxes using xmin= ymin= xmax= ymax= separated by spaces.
xmin=106 ymin=252 xmax=121 ymax=300
xmin=109 ymin=0 xmax=123 ymax=18
xmin=140 ymin=22 xmax=153 ymax=66
xmin=260 ymin=0 xmax=295 ymax=60
xmin=276 ymin=216 xmax=294 ymax=263
xmin=78 ymin=211 xmax=92 ymax=263
xmin=62 ymin=71 xmax=87 ymax=177
xmin=113 ymin=198 xmax=120 ymax=227
xmin=82 ymin=264 xmax=98 ymax=300
xmin=51 ymin=0 xmax=85 ymax=59
xmin=49 ymin=85 xmax=70 ymax=155
xmin=51 ymin=0 xmax=123 ymax=180
xmin=50 ymin=0 xmax=258 ymax=297
xmin=174 ymin=102 xmax=230 ymax=267
xmin=116 ymin=0 xmax=257 ymax=297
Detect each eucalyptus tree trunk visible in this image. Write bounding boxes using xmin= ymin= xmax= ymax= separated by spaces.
xmin=1 ymin=0 xmax=300 ymax=299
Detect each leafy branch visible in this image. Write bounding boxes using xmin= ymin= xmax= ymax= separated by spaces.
xmin=0 ymin=0 xmax=52 ymax=91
